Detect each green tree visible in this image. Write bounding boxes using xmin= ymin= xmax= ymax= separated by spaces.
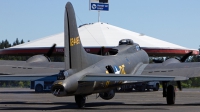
xmin=15 ymin=38 xmax=19 ymax=45
xmin=18 ymin=81 xmax=24 ymax=88
xmin=182 ymin=79 xmax=192 ymax=88
xmin=20 ymin=39 xmax=24 ymax=44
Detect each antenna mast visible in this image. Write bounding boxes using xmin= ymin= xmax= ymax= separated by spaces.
xmin=98 ymin=11 xmax=100 ymax=22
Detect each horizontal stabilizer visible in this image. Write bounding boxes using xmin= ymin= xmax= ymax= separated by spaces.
xmin=80 ymin=73 xmax=188 ymax=82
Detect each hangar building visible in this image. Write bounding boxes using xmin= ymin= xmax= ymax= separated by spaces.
xmin=0 ymin=22 xmax=198 ymax=56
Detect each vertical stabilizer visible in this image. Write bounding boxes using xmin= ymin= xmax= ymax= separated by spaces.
xmin=64 ymin=2 xmax=87 ymax=71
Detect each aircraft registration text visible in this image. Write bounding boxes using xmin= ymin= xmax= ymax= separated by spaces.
xmin=70 ymin=37 xmax=80 ymax=46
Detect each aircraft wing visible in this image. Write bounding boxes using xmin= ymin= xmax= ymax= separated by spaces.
xmin=80 ymin=73 xmax=188 ymax=82
xmin=139 ymin=62 xmax=200 ymax=78
xmin=0 ymin=60 xmax=64 ymax=75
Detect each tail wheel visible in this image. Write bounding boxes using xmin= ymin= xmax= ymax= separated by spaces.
xmin=75 ymin=95 xmax=86 ymax=108
xmin=166 ymin=85 xmax=175 ymax=105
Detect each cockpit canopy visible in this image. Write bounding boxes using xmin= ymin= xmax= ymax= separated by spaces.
xmin=119 ymin=39 xmax=134 ymax=45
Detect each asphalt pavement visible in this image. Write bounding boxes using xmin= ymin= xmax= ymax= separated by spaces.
xmin=0 ymin=88 xmax=200 ymax=112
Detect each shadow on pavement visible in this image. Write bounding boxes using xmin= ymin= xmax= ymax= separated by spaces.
xmin=1 ymin=101 xmax=200 ymax=110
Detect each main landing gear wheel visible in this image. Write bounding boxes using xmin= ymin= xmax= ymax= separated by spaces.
xmin=75 ymin=95 xmax=86 ymax=108
xmin=166 ymin=85 xmax=175 ymax=105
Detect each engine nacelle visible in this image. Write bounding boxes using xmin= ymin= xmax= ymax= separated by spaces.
xmin=26 ymin=55 xmax=50 ymax=63
xmin=99 ymin=90 xmax=115 ymax=100
xmin=162 ymin=58 xmax=180 ymax=66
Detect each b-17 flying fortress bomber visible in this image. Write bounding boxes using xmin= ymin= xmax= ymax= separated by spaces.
xmin=1 ymin=1 xmax=200 ymax=109
xmin=50 ymin=2 xmax=200 ymax=108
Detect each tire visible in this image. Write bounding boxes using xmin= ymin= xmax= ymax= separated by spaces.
xmin=166 ymin=85 xmax=175 ymax=105
xmin=35 ymin=84 xmax=43 ymax=93
xmin=75 ymin=95 xmax=86 ymax=108
xmin=153 ymin=83 xmax=159 ymax=91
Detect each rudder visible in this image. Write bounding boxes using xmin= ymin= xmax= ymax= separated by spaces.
xmin=64 ymin=2 xmax=87 ymax=71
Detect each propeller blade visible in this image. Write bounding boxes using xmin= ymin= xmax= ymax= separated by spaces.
xmin=180 ymin=51 xmax=193 ymax=62
xmin=46 ymin=44 xmax=56 ymax=57
xmin=176 ymin=81 xmax=182 ymax=91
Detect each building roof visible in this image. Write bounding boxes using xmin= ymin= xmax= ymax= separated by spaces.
xmin=0 ymin=22 xmax=198 ymax=56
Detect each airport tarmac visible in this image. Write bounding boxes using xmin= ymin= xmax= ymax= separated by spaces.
xmin=1 ymin=88 xmax=200 ymax=112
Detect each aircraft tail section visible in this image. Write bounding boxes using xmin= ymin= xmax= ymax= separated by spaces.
xmin=64 ymin=2 xmax=83 ymax=69
xmin=64 ymin=2 xmax=88 ymax=71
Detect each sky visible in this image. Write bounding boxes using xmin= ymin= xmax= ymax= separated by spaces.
xmin=0 ymin=0 xmax=200 ymax=49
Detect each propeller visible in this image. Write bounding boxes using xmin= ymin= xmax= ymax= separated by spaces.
xmin=180 ymin=51 xmax=193 ymax=62
xmin=153 ymin=51 xmax=193 ymax=63
xmin=153 ymin=51 xmax=193 ymax=90
xmin=26 ymin=44 xmax=57 ymax=63
xmin=46 ymin=44 xmax=56 ymax=57
xmin=45 ymin=44 xmax=56 ymax=61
